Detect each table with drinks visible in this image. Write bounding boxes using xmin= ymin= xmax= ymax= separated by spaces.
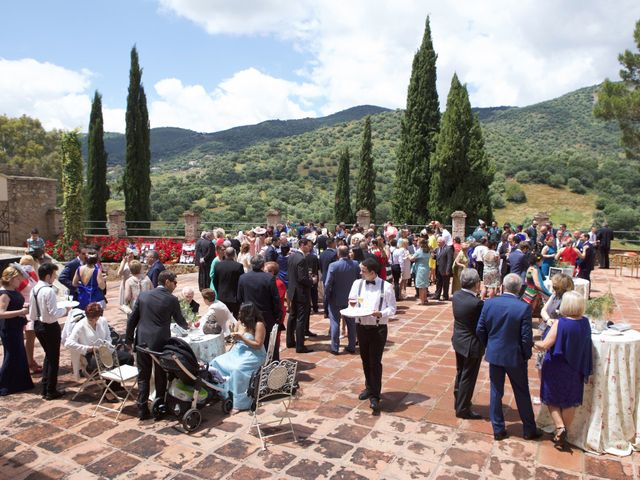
xmin=170 ymin=323 xmax=225 ymax=364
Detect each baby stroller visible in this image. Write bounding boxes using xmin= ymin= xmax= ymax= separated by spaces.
xmin=137 ymin=338 xmax=233 ymax=432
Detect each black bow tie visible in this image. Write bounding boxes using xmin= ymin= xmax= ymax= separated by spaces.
xmin=366 ymin=280 xmax=376 ymax=285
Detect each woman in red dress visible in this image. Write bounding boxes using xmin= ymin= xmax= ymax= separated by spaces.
xmin=371 ymin=237 xmax=389 ymax=281
xmin=555 ymin=239 xmax=580 ymax=275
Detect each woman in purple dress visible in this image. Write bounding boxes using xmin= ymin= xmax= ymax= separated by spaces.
xmin=534 ymin=290 xmax=592 ymax=447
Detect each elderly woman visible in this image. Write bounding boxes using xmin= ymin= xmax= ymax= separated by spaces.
xmin=208 ymin=303 xmax=266 ymax=411
xmin=452 ymin=241 xmax=469 ymax=294
xmin=534 ymin=291 xmax=592 ymax=447
xmin=181 ymin=287 xmax=199 ymax=314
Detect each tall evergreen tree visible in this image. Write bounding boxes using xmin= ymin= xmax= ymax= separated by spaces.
xmin=60 ymin=131 xmax=84 ymax=250
xmin=334 ymin=147 xmax=353 ymax=223
xmin=594 ymin=19 xmax=640 ymax=160
xmin=86 ymin=91 xmax=109 ymax=234
xmin=355 ymin=116 xmax=376 ymax=221
xmin=124 ymin=46 xmax=151 ymax=235
xmin=393 ymin=16 xmax=440 ymax=225
xmin=429 ymin=74 xmax=493 ymax=225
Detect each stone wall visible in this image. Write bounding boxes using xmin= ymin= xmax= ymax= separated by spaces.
xmin=1 ymin=174 xmax=58 ymax=246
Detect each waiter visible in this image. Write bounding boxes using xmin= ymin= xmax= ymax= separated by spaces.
xmin=348 ymin=257 xmax=396 ymax=415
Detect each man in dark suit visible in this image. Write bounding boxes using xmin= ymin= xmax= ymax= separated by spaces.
xmin=324 ymin=246 xmax=360 ymax=354
xmin=319 ymin=237 xmax=338 ymax=319
xmin=213 ymin=247 xmax=244 ymax=317
xmin=596 ymin=222 xmax=614 ymax=269
xmin=195 ymin=231 xmax=215 ymax=291
xmin=237 ymin=254 xmax=281 ymax=358
xmin=58 ymin=246 xmax=88 ymax=300
xmin=433 ymin=238 xmax=454 ymax=301
xmin=507 ymin=242 xmax=530 ymax=296
xmin=146 ymin=250 xmax=165 ymax=288
xmin=476 ymin=273 xmax=542 ymax=441
xmin=307 ymin=249 xmax=320 ymax=314
xmin=286 ymin=238 xmax=314 ymax=353
xmin=451 ymin=268 xmax=484 ymax=419
xmin=126 ymin=270 xmax=188 ymax=420
xmin=498 ymin=234 xmax=512 ymax=281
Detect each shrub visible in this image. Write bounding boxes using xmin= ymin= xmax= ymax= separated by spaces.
xmin=548 ymin=174 xmax=565 ymax=188
xmin=491 ymin=193 xmax=506 ymax=209
xmin=567 ymin=177 xmax=586 ymax=194
xmin=515 ymin=170 xmax=532 ymax=183
xmin=505 ymin=182 xmax=527 ymax=203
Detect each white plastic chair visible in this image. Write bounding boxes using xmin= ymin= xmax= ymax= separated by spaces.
xmin=92 ymin=344 xmax=139 ymax=422
xmin=249 ymin=359 xmax=298 ymax=450
xmin=264 ymin=323 xmax=280 ymax=366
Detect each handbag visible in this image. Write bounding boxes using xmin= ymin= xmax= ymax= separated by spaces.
xmin=202 ymin=316 xmax=222 ymax=335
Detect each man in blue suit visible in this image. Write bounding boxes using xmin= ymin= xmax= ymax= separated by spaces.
xmin=324 ymin=246 xmax=360 ymax=354
xmin=476 ymin=273 xmax=542 ymax=441
xmin=146 ymin=250 xmax=165 ymax=288
xmin=507 ymin=242 xmax=530 ymax=295
xmin=58 ymin=246 xmax=88 ymax=300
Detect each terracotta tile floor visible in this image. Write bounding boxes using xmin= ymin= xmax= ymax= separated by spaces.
xmin=1 ymin=268 xmax=639 ymax=479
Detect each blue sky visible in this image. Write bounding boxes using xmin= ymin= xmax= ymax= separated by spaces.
xmin=1 ymin=1 xmax=639 ymax=133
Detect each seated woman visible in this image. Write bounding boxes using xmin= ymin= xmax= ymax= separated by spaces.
xmin=534 ymin=291 xmax=592 ymax=448
xmin=208 ymin=303 xmax=266 ymax=411
xmin=65 ymin=302 xmax=133 ymax=373
xmin=199 ymin=288 xmax=236 ymax=336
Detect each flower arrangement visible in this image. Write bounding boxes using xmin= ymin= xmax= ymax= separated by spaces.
xmin=586 ymin=290 xmax=616 ymax=320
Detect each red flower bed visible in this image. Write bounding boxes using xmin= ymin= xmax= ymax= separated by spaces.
xmin=46 ymin=236 xmax=184 ymax=263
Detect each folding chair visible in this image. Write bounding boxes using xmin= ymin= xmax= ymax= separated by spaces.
xmin=264 ymin=323 xmax=279 ymax=366
xmin=249 ymin=359 xmax=298 ymax=450
xmin=92 ymin=344 xmax=139 ymax=422
xmin=71 ymin=354 xmax=106 ymax=400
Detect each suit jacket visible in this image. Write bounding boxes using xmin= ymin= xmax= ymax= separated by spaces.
xmin=59 ymin=257 xmax=82 ymax=298
xmin=147 ymin=260 xmax=166 ymax=288
xmin=319 ymin=248 xmax=338 ymax=282
xmin=195 ymin=238 xmax=215 ymax=266
xmin=476 ymin=293 xmax=533 ymax=368
xmin=126 ymin=286 xmax=188 ymax=351
xmin=435 ymin=245 xmax=454 ymax=276
xmin=508 ymin=249 xmax=528 ymax=283
xmin=498 ymin=242 xmax=511 ymax=278
xmin=237 ymin=270 xmax=281 ymax=325
xmin=307 ymin=252 xmax=320 ymax=276
xmin=287 ymin=251 xmax=313 ymax=301
xmin=451 ymin=289 xmax=485 ymax=358
xmin=325 ymin=258 xmax=360 ymax=307
xmin=596 ymin=227 xmax=614 ymax=248
xmin=213 ymin=259 xmax=244 ymax=303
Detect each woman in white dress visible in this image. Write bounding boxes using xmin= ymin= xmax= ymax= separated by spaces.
xmin=117 ymin=249 xmax=135 ymax=306
xmin=122 ymin=260 xmax=152 ymax=314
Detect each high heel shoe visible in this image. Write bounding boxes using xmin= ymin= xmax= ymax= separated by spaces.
xmin=553 ymin=427 xmax=567 ymax=448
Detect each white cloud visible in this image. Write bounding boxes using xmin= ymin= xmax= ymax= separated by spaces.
xmin=149 ymin=68 xmax=319 ymax=131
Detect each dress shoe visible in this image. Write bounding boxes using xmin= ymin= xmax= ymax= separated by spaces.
xmin=524 ymin=428 xmax=544 ymax=440
xmin=305 ymin=331 xmax=318 ymax=337
xmin=358 ymin=389 xmax=371 ymax=401
xmin=456 ymin=411 xmax=483 ymax=420
xmin=296 ymin=347 xmax=313 ymax=353
xmin=493 ymin=430 xmax=509 ymax=441
xmin=343 ymin=348 xmax=356 ymax=354
xmin=370 ymin=397 xmax=381 ymax=416
xmin=329 ymin=350 xmax=340 ymax=355
xmin=286 ymin=343 xmax=296 ymax=349
xmin=43 ymin=390 xmax=66 ymax=401
xmin=138 ymin=408 xmax=151 ymax=421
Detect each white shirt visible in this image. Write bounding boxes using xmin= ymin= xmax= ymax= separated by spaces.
xmin=391 ymin=247 xmax=406 ymax=266
xmin=28 ymin=281 xmax=67 ymax=324
xmin=348 ymin=277 xmax=397 ymax=326
xmin=200 ymin=301 xmax=237 ymax=336
xmin=473 ymin=245 xmax=489 ymax=262
xmin=441 ymin=229 xmax=453 ymax=247
xmin=65 ymin=317 xmax=112 ymax=354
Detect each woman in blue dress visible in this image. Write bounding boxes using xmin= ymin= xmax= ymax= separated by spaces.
xmin=410 ymin=238 xmax=431 ymax=305
xmin=73 ymin=252 xmax=106 ymax=310
xmin=209 ymin=302 xmax=266 ymax=411
xmin=540 ymin=236 xmax=557 ymax=277
xmin=534 ymin=290 xmax=592 ymax=447
xmin=0 ymin=266 xmax=34 ymax=396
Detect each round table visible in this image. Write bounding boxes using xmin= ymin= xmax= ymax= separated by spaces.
xmin=537 ymin=329 xmax=640 ymax=456
xmin=544 ymin=277 xmax=589 ymax=302
xmin=182 ymin=332 xmax=225 ymax=364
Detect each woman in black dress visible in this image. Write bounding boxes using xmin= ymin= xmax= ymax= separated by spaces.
xmin=0 ymin=266 xmax=34 ymax=395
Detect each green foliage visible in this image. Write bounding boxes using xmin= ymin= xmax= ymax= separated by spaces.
xmin=515 ymin=170 xmax=532 ymax=183
xmin=548 ymin=174 xmax=565 ymax=188
xmin=586 ymin=291 xmax=616 ymax=320
xmin=505 ymin=181 xmax=527 ymax=203
xmin=606 ymin=207 xmax=640 ymax=230
xmin=594 ymin=19 xmax=640 ymax=160
xmin=334 ymin=147 xmax=353 ymax=223
xmin=429 ymin=74 xmax=493 ymax=224
xmin=124 ymin=46 xmax=151 ymax=235
xmin=60 ymin=131 xmax=84 ymax=248
xmin=355 ymin=117 xmax=376 ymax=220
xmin=567 ymin=177 xmax=587 ymax=194
xmin=393 ymin=16 xmax=440 ymax=224
xmin=86 ymin=91 xmax=109 ymax=233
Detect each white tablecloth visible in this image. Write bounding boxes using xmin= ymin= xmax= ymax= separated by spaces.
xmin=544 ymin=277 xmax=589 ymax=302
xmin=537 ymin=329 xmax=640 ymax=456
xmin=181 ymin=332 xmax=225 ymax=364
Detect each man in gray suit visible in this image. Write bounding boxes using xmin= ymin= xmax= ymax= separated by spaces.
xmin=433 ymin=237 xmax=454 ymax=301
xmin=126 ymin=270 xmax=188 ymax=420
xmin=324 ymin=246 xmax=360 ymax=354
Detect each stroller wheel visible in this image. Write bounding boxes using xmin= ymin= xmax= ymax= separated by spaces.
xmin=222 ymin=397 xmax=233 ymax=414
xmin=151 ymin=398 xmax=166 ymax=420
xmin=182 ymin=408 xmax=201 ymax=432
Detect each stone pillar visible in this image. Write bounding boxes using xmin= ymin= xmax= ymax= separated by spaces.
xmin=46 ymin=208 xmax=63 ymax=238
xmin=356 ymin=209 xmax=371 ymax=228
xmin=183 ymin=211 xmax=200 ymax=242
xmin=451 ymin=211 xmax=467 ymax=240
xmin=266 ymin=209 xmax=281 ymax=228
xmin=107 ymin=210 xmax=127 ymax=238
xmin=533 ymin=211 xmax=550 ymax=227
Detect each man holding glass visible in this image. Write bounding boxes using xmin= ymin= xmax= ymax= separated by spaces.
xmin=348 ymin=257 xmax=396 ymax=415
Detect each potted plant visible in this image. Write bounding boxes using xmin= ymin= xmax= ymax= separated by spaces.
xmin=585 ymin=290 xmax=616 ymax=331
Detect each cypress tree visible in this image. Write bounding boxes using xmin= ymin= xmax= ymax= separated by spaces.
xmin=334 ymin=147 xmax=353 ymax=224
xmin=87 ymin=90 xmax=109 ymax=234
xmin=124 ymin=46 xmax=151 ymax=236
xmin=355 ymin=116 xmax=376 ymax=221
xmin=429 ymin=74 xmax=493 ymax=226
xmin=61 ymin=131 xmax=84 ymax=250
xmin=393 ymin=16 xmax=440 ymax=225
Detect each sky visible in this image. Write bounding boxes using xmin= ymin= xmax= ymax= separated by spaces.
xmin=0 ymin=0 xmax=639 ymax=134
